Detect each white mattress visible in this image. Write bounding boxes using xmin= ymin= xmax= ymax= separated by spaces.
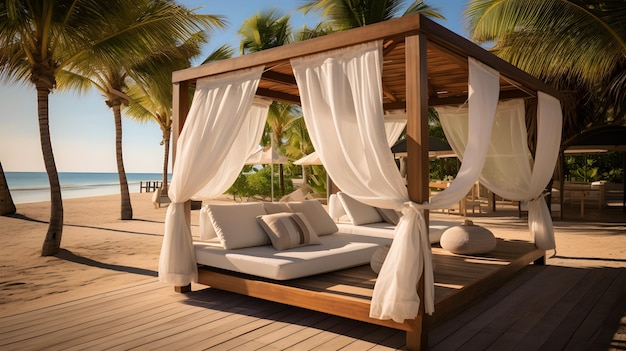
xmin=194 ymin=229 xmax=393 ymax=281
xmin=194 ymin=220 xmax=457 ymax=281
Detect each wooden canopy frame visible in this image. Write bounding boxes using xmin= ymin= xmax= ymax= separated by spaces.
xmin=171 ymin=14 xmax=561 ymax=350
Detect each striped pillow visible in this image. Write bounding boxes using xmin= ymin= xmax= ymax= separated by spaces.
xmin=257 ymin=212 xmax=321 ymax=251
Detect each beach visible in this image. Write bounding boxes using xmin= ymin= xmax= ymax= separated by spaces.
xmin=0 ymin=192 xmax=624 ymax=316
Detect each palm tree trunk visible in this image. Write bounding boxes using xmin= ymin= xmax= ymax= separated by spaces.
xmin=0 ymin=162 xmax=16 ymax=216
xmin=37 ymin=87 xmax=64 ymax=256
xmin=161 ymin=127 xmax=170 ymax=194
xmin=112 ymin=103 xmax=133 ymax=220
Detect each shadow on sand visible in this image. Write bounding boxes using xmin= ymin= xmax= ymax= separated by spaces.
xmin=55 ymin=249 xmax=157 ymax=277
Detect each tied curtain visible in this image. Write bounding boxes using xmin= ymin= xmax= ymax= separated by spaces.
xmin=291 ymin=41 xmax=501 ymax=323
xmin=159 ymin=66 xmax=268 ymax=286
xmin=437 ymin=92 xmax=562 ymax=249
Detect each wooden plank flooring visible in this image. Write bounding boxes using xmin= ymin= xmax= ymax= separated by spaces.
xmin=1 ymin=255 xmax=624 ymax=350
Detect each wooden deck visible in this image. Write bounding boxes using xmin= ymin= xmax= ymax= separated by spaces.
xmin=1 ymin=240 xmax=624 ymax=350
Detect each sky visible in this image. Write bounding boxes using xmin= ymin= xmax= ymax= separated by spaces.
xmin=0 ymin=0 xmax=468 ymax=173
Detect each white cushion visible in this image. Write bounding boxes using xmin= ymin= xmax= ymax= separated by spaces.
xmin=257 ymin=212 xmax=321 ymax=251
xmin=199 ymin=206 xmax=217 ymax=240
xmin=440 ymin=222 xmax=496 ymax=254
xmin=263 ymin=202 xmax=292 ymax=214
xmin=207 ymin=203 xmax=269 ymax=249
xmin=287 ymin=200 xmax=338 ymax=235
xmin=328 ymin=194 xmax=347 ymax=220
xmin=336 ymin=220 xmax=457 ymax=244
xmin=194 ymin=229 xmax=393 ymax=280
xmin=336 ymin=192 xmax=383 ymax=225
xmin=375 ymin=207 xmax=401 ymax=225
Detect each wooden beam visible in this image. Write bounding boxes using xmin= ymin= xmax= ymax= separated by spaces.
xmin=405 ymin=33 xmax=430 ymax=351
xmin=197 ymin=268 xmax=422 ymax=333
xmin=382 ymin=89 xmax=531 ymax=110
xmin=173 ymin=14 xmax=423 ymax=83
xmin=262 ymin=70 xmax=297 ymax=86
xmin=256 ymin=88 xmax=301 ymax=105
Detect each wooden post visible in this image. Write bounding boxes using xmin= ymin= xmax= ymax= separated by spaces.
xmin=172 ymin=80 xmax=193 ymax=292
xmin=404 ymin=33 xmax=430 ymax=351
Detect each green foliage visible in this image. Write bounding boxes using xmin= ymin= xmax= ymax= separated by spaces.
xmin=466 ymin=0 xmax=626 ymax=140
xmin=429 ymin=158 xmax=459 ymax=181
xmin=307 ymin=165 xmax=328 ymax=197
xmin=568 ymin=159 xmax=600 ymax=182
xmin=226 ymin=166 xmax=294 ymax=201
xmin=566 ymin=152 xmax=623 ymax=183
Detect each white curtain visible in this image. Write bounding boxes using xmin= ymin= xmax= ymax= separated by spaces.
xmin=384 ymin=112 xmax=407 ymax=146
xmin=292 ymin=118 xmax=405 ymax=166
xmin=198 ymin=99 xmax=272 ymax=240
xmin=438 ymin=92 xmax=562 ymax=249
xmin=292 ymin=42 xmax=501 ymax=322
xmin=159 ymin=66 xmax=267 ymax=286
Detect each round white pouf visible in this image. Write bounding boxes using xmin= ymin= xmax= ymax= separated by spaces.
xmin=440 ymin=220 xmax=496 ymax=255
xmin=370 ymin=245 xmax=390 ymax=274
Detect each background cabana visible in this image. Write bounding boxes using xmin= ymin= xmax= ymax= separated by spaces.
xmin=163 ymin=14 xmax=563 ymax=350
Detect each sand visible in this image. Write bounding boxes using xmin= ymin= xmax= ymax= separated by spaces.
xmin=1 ymin=192 xmax=624 ymax=315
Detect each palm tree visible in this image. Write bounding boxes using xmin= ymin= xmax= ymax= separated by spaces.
xmin=0 ymin=0 xmax=223 ymax=254
xmin=0 ymin=162 xmax=16 ymax=216
xmin=0 ymin=0 xmax=127 ymax=255
xmin=284 ymin=116 xmax=314 ymax=183
xmin=238 ymin=9 xmax=292 ymax=54
xmin=238 ymin=10 xmax=294 ymax=196
xmin=58 ymin=0 xmax=224 ymax=220
xmin=266 ymin=102 xmax=298 ymax=196
xmin=466 ymin=0 xmax=626 ymax=139
xmin=201 ymin=44 xmax=236 ymax=65
xmin=298 ymin=0 xmax=444 ymax=30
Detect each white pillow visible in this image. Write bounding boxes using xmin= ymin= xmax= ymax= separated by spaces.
xmin=336 ymin=192 xmax=383 ymax=225
xmin=257 ymin=212 xmax=321 ymax=251
xmin=328 ymin=194 xmax=347 ymax=220
xmin=263 ymin=202 xmax=292 ymax=214
xmin=199 ymin=206 xmax=217 ymax=240
xmin=287 ymin=200 xmax=338 ymax=235
xmin=376 ymin=207 xmax=401 ymax=225
xmin=207 ymin=203 xmax=270 ymax=249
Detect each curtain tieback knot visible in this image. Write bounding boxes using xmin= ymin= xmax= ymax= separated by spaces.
xmin=402 ymin=201 xmax=428 ymax=215
xmin=530 ymin=192 xmax=548 ymax=203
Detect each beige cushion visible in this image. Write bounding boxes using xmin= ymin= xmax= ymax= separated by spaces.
xmin=376 ymin=207 xmax=401 ymax=225
xmin=208 ymin=203 xmax=269 ymax=249
xmin=328 ymin=194 xmax=347 ymax=220
xmin=257 ymin=212 xmax=321 ymax=251
xmin=440 ymin=222 xmax=496 ymax=254
xmin=337 ymin=192 xmax=383 ymax=225
xmin=287 ymin=200 xmax=338 ymax=235
xmin=263 ymin=202 xmax=292 ymax=214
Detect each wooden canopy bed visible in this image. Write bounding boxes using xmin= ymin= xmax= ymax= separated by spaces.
xmin=168 ymin=14 xmax=562 ymax=350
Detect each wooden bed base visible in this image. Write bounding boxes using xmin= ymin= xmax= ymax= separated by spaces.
xmin=176 ymin=240 xmax=545 ymax=351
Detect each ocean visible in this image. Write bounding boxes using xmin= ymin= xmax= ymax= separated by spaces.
xmin=4 ymin=172 xmax=168 ymax=204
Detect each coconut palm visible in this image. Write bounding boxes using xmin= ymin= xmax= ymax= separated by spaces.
xmin=201 ymin=44 xmax=236 ymax=65
xmin=466 ymin=0 xmax=626 ymax=139
xmin=0 ymin=162 xmax=16 ymax=216
xmin=238 ymin=9 xmax=292 ymax=54
xmin=58 ymin=0 xmax=224 ymax=220
xmin=266 ymin=102 xmax=298 ymax=196
xmin=0 ymin=0 xmax=129 ymax=255
xmin=298 ymin=0 xmax=444 ymax=30
xmin=284 ymin=116 xmax=315 ymax=183
xmin=238 ymin=10 xmax=295 ymax=196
